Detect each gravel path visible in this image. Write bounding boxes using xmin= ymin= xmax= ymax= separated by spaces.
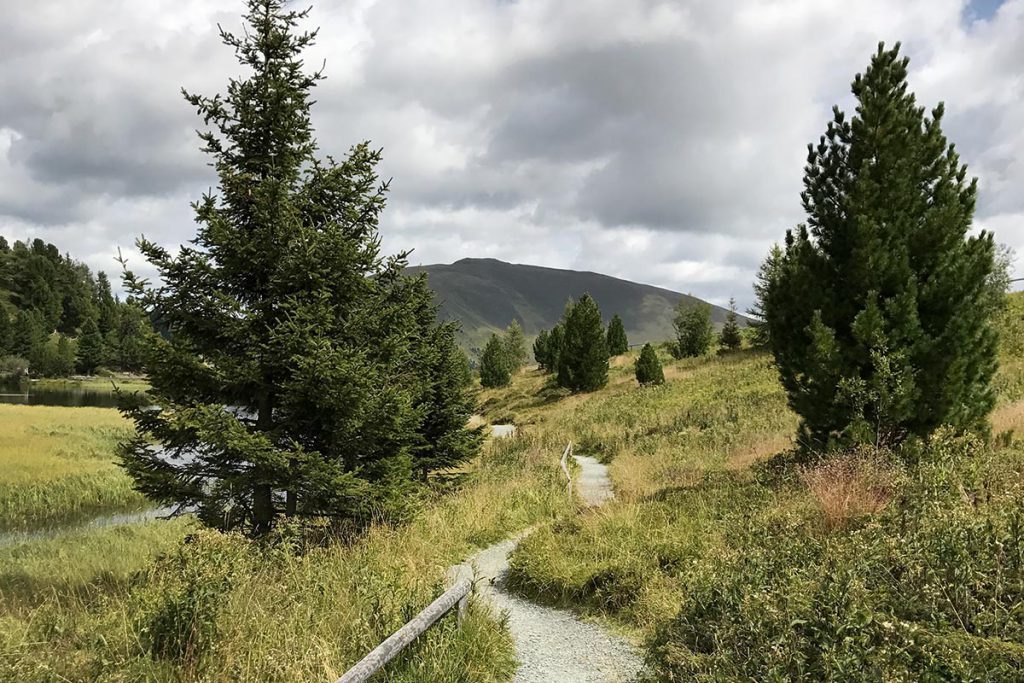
xmin=451 ymin=453 xmax=644 ymax=682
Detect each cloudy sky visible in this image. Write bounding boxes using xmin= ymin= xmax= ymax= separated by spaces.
xmin=1 ymin=0 xmax=1021 ymax=308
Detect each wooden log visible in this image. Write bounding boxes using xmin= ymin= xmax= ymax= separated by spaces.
xmin=560 ymin=441 xmax=573 ymax=497
xmin=335 ymin=578 xmax=473 ymax=683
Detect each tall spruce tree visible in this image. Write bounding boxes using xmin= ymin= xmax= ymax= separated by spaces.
xmin=719 ymin=298 xmax=742 ymax=351
xmin=765 ymin=43 xmax=1000 ymax=450
xmin=479 ymin=333 xmax=511 ymax=388
xmin=557 ymin=294 xmax=609 ymax=392
xmin=634 ymin=343 xmax=664 ymax=386
xmin=547 ymin=323 xmax=564 ymax=373
xmin=673 ymin=300 xmax=713 ymax=358
xmin=606 ymin=314 xmax=628 ymax=356
xmin=118 ymin=0 xmax=479 ymax=534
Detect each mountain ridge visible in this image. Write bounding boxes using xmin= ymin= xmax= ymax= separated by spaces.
xmin=406 ymin=257 xmax=745 ymax=351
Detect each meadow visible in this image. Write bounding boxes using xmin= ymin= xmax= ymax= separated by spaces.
xmin=0 ymin=431 xmax=574 ymax=681
xmin=0 ymin=404 xmax=147 ymax=531
xmin=497 ymin=293 xmax=1024 ymax=680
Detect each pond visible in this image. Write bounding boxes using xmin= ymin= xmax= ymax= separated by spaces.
xmin=0 ymin=382 xmax=143 ymax=408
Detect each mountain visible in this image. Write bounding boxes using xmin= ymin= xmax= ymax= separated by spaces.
xmin=406 ymin=258 xmax=746 ymax=352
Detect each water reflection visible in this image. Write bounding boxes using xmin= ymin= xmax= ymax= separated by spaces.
xmin=0 ymin=383 xmax=142 ymax=408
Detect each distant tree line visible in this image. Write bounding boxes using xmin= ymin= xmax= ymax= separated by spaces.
xmin=0 ymin=236 xmax=150 ymax=380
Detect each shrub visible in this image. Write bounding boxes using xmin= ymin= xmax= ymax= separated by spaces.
xmin=673 ymin=301 xmax=712 ymax=359
xmin=634 ymin=343 xmax=664 ymax=386
xmin=0 ymin=355 xmax=29 ymax=382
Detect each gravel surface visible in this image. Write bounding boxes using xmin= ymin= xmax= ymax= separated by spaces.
xmin=492 ymin=424 xmax=517 ymax=438
xmin=451 ymin=454 xmax=644 ymax=682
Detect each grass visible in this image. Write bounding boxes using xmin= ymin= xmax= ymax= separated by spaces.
xmin=31 ymin=375 xmax=150 ymax=392
xmin=0 ymin=404 xmax=147 ymax=531
xmin=0 ymin=433 xmax=573 ymax=681
xmin=492 ymin=297 xmax=1024 ymax=679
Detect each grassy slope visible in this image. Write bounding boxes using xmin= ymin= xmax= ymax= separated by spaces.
xmin=0 ymin=433 xmax=574 ymax=682
xmin=0 ymin=404 xmax=147 ymax=531
xmin=486 ymin=295 xmax=1024 ymax=679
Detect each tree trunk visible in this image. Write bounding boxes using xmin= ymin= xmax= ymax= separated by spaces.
xmin=253 ymin=389 xmax=275 ymax=534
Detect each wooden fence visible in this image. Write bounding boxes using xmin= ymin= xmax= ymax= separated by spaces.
xmin=334 ymin=441 xmax=575 ymax=683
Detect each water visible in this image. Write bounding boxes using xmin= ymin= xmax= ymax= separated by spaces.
xmin=0 ymin=506 xmax=177 ymax=549
xmin=0 ymin=383 xmax=138 ymax=408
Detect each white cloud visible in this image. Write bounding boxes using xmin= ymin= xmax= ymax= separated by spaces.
xmin=1 ymin=0 xmax=1022 ymax=306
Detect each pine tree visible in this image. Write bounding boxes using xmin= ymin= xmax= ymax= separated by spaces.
xmin=503 ymin=319 xmax=527 ymax=372
xmin=547 ymin=323 xmax=564 ymax=373
xmin=95 ymin=272 xmax=119 ymax=336
xmin=76 ymin=317 xmax=105 ymax=374
xmin=0 ymin=309 xmax=11 ymax=356
xmin=53 ymin=334 xmax=76 ymax=377
xmin=606 ymin=314 xmax=629 ymax=356
xmin=118 ymin=0 xmax=478 ymax=534
xmin=11 ymin=310 xmax=45 ymax=366
xmin=765 ymin=43 xmax=1000 ymax=450
xmin=479 ymin=333 xmax=511 ymax=388
xmin=533 ymin=329 xmax=551 ymax=370
xmin=557 ymin=294 xmax=609 ymax=392
xmin=719 ymin=298 xmax=742 ymax=351
xmin=634 ymin=343 xmax=664 ymax=386
xmin=673 ymin=300 xmax=713 ymax=358
xmin=748 ymin=245 xmax=782 ymax=347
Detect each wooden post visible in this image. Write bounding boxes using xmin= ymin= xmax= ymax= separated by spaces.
xmin=560 ymin=441 xmax=573 ymax=497
xmin=336 ymin=578 xmax=473 ymax=683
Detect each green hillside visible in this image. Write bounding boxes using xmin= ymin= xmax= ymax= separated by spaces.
xmin=407 ymin=258 xmax=744 ymax=352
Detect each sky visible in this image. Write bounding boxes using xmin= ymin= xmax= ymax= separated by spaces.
xmin=1 ymin=0 xmax=1021 ymax=309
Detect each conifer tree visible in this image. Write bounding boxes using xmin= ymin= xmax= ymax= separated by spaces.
xmin=634 ymin=343 xmax=664 ymax=386
xmin=547 ymin=323 xmax=564 ymax=372
xmin=76 ymin=317 xmax=105 ymax=374
xmin=719 ymin=298 xmax=742 ymax=351
xmin=606 ymin=314 xmax=629 ymax=356
xmin=673 ymin=301 xmax=713 ymax=358
xmin=118 ymin=0 xmax=479 ymax=534
xmin=0 ymin=309 xmax=11 ymax=356
xmin=54 ymin=334 xmax=76 ymax=377
xmin=533 ymin=329 xmax=551 ymax=370
xmin=557 ymin=294 xmax=609 ymax=392
xmin=479 ymin=333 xmax=511 ymax=388
xmin=748 ymin=245 xmax=782 ymax=347
xmin=503 ymin=319 xmax=527 ymax=371
xmin=11 ymin=310 xmax=44 ymax=365
xmin=765 ymin=43 xmax=1001 ymax=450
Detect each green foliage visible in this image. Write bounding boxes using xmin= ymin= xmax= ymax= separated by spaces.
xmin=556 ymin=294 xmax=609 ymax=392
xmin=634 ymin=343 xmax=664 ymax=386
xmin=765 ymin=44 xmax=1001 ymax=451
xmin=502 ymin=319 xmax=528 ymax=371
xmin=0 ymin=355 xmax=28 ymax=382
xmin=480 ymin=333 xmax=512 ymax=388
xmin=747 ymin=245 xmax=781 ymax=347
xmin=533 ymin=328 xmax=550 ymax=369
xmin=718 ymin=298 xmax=742 ymax=351
xmin=75 ymin=317 xmax=105 ymax=374
xmin=673 ymin=301 xmax=713 ymax=358
xmin=607 ymin=313 xmax=629 ymax=356
xmin=118 ymin=0 xmax=479 ymax=535
xmin=0 ymin=307 xmax=11 ymax=356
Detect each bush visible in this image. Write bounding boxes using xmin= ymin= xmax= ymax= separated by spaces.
xmin=0 ymin=355 xmax=29 ymax=382
xmin=634 ymin=343 xmax=664 ymax=386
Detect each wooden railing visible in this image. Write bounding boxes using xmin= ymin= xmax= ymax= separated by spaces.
xmin=335 ymin=441 xmax=575 ymax=683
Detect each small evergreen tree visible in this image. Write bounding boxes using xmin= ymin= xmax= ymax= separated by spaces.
xmin=76 ymin=317 xmax=105 ymax=374
xmin=748 ymin=245 xmax=782 ymax=347
xmin=11 ymin=310 xmax=45 ymax=369
xmin=634 ymin=343 xmax=664 ymax=386
xmin=479 ymin=333 xmax=512 ymax=388
xmin=765 ymin=43 xmax=1001 ymax=450
xmin=673 ymin=300 xmax=713 ymax=358
xmin=719 ymin=298 xmax=742 ymax=351
xmin=606 ymin=314 xmax=628 ymax=356
xmin=557 ymin=294 xmax=609 ymax=392
xmin=503 ymin=319 xmax=527 ymax=372
xmin=547 ymin=324 xmax=564 ymax=373
xmin=533 ymin=329 xmax=551 ymax=370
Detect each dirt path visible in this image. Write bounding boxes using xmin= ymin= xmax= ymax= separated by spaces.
xmin=451 ymin=454 xmax=644 ymax=682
